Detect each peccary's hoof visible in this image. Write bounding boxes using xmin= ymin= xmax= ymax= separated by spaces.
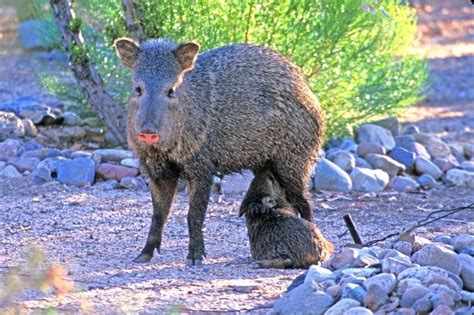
xmin=133 ymin=252 xmax=153 ymax=263
xmin=185 ymin=258 xmax=204 ymax=267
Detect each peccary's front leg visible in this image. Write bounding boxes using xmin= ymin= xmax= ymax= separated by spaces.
xmin=186 ymin=178 xmax=212 ymax=266
xmin=134 ymin=177 xmax=178 ymax=263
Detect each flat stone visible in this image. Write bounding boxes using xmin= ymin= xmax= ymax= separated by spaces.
xmin=398 ymin=266 xmax=461 ymax=292
xmin=390 ymin=176 xmax=419 ymax=192
xmin=458 ymin=254 xmax=474 ymax=291
xmin=221 ymin=170 xmax=254 ymax=195
xmin=355 ymin=157 xmax=373 ymax=169
xmin=365 ymin=154 xmax=405 ymax=177
xmin=417 ymin=173 xmax=438 ymax=189
xmin=356 ymin=142 xmax=386 ymax=157
xmin=407 ymin=142 xmax=431 ymax=160
xmin=389 ymin=147 xmax=416 ymax=171
xmin=93 ymin=149 xmax=133 ymax=162
xmin=119 ymin=176 xmax=148 ymax=190
xmin=341 ymin=283 xmax=366 ymax=303
xmin=356 ymin=124 xmax=396 ymax=151
xmin=7 ymin=157 xmax=40 ymax=172
xmin=330 ymin=247 xmax=359 ymax=269
xmin=350 ymin=167 xmax=389 ymax=193
xmin=415 ymin=156 xmax=443 ymax=179
xmin=305 ymin=265 xmax=336 ymax=284
xmin=314 ymin=159 xmax=352 ymax=193
xmin=57 ymin=157 xmax=95 ymax=186
xmin=363 ymin=284 xmax=387 ymax=311
xmin=363 ymin=273 xmax=396 ymax=294
xmin=120 ymin=158 xmax=140 ymax=169
xmin=96 ymin=163 xmax=139 ymax=181
xmin=453 ymin=234 xmax=474 ymax=253
xmin=381 ymin=257 xmax=413 ymax=275
xmin=433 ymin=157 xmax=456 ymax=172
xmin=333 ymin=151 xmax=356 ymax=173
xmin=272 ymin=283 xmax=334 ymax=315
xmin=461 ymin=160 xmax=474 ymax=172
xmin=0 ymin=165 xmax=22 ymax=178
xmin=325 ymin=298 xmax=360 ymax=315
xmin=445 ymin=169 xmax=474 ymax=189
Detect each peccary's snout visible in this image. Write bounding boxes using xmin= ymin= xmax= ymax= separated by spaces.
xmin=138 ymin=132 xmax=160 ymax=144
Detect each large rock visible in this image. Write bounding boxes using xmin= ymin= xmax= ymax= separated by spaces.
xmin=363 ymin=273 xmax=396 ymax=295
xmin=221 ymin=171 xmax=253 ymax=195
xmin=394 ymin=135 xmax=415 ymax=150
xmin=120 ymin=158 xmax=140 ymax=169
xmin=119 ymin=176 xmax=148 ymax=190
xmin=96 ymin=163 xmax=139 ymax=181
xmin=371 ymin=117 xmax=399 ymax=136
xmin=458 ymin=254 xmax=474 ymax=291
xmin=314 ymin=159 xmax=352 ymax=193
xmin=461 ymin=161 xmax=474 ymax=172
xmin=415 ymin=156 xmax=443 ymax=179
xmin=453 ymin=234 xmax=474 ymax=252
xmin=350 ymin=167 xmax=389 ymax=193
xmin=417 ymin=174 xmax=438 ymax=189
xmin=93 ymin=149 xmax=133 ymax=163
xmin=414 ymin=133 xmax=451 ymax=159
xmin=411 ymin=244 xmax=461 ymax=275
xmin=0 ymin=112 xmax=25 ymax=140
xmin=7 ymin=157 xmax=40 ymax=172
xmin=19 ymin=19 xmax=60 ymax=50
xmin=330 ymin=247 xmax=359 ymax=269
xmin=325 ymin=298 xmax=360 ymax=315
xmin=400 ymin=285 xmax=432 ymax=308
xmin=0 ymin=97 xmax=63 ymax=125
xmin=333 ymin=151 xmax=356 ymax=173
xmin=389 ymin=147 xmax=416 ymax=171
xmin=305 ymin=265 xmax=336 ymax=284
xmin=31 ymin=156 xmax=68 ymax=184
xmin=272 ymin=283 xmax=334 ymax=315
xmin=365 ymin=154 xmax=405 ymax=178
xmin=405 ymin=142 xmax=431 ymax=160
xmin=398 ymin=267 xmax=461 ymax=291
xmin=0 ymin=165 xmax=22 ymax=178
xmin=363 ymin=284 xmax=387 ymax=311
xmin=445 ymin=169 xmax=474 ymax=189
xmin=356 ymin=124 xmax=395 ymax=151
xmin=356 ymin=142 xmax=386 ymax=157
xmin=390 ymin=176 xmax=419 ymax=192
xmin=0 ymin=139 xmax=24 ymax=161
xmin=57 ymin=157 xmax=95 ymax=186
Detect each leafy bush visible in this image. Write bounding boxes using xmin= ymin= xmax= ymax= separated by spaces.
xmin=43 ymin=0 xmax=427 ymax=138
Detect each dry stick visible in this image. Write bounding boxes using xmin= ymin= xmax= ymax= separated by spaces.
xmin=343 ymin=214 xmax=363 ymax=244
xmin=364 ymin=203 xmax=474 ymax=247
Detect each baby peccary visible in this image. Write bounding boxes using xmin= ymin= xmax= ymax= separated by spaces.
xmin=240 ymin=170 xmax=333 ymax=269
xmin=114 ymin=38 xmax=324 ymax=266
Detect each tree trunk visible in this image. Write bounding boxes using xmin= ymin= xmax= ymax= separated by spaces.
xmin=50 ymin=0 xmax=127 ymax=147
xmin=121 ymin=0 xmax=144 ymax=42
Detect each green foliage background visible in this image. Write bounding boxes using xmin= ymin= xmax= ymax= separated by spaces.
xmin=33 ymin=0 xmax=426 ymax=138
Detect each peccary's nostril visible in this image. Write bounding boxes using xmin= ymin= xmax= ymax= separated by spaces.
xmin=138 ymin=133 xmax=160 ymax=144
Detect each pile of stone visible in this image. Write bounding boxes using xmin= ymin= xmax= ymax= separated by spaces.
xmin=273 ymin=233 xmax=474 ymax=314
xmin=311 ymin=118 xmax=474 ymax=192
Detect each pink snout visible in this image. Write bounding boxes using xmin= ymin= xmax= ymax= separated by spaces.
xmin=138 ymin=133 xmax=160 ymax=145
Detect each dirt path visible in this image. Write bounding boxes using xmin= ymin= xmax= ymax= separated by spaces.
xmin=0 ymin=0 xmax=473 ymax=313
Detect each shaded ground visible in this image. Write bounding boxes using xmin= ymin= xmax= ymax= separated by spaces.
xmin=0 ymin=0 xmax=473 ymax=313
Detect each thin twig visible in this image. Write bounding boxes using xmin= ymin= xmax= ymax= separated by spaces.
xmin=363 ymin=203 xmax=474 ymax=247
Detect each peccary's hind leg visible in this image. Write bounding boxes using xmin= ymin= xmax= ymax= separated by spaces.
xmin=257 ymin=258 xmax=294 ymax=269
xmin=134 ymin=177 xmax=178 ymax=263
xmin=272 ymin=162 xmax=313 ymax=221
xmin=186 ymin=177 xmax=212 ymax=266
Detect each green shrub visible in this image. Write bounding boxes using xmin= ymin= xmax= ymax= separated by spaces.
xmin=42 ymin=0 xmax=427 ymax=138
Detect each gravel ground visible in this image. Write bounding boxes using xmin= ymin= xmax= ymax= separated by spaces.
xmin=0 ymin=0 xmax=473 ymax=313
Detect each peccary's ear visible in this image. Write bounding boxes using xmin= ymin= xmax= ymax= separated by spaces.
xmin=173 ymin=42 xmax=199 ymax=72
xmin=114 ymin=37 xmax=140 ymax=68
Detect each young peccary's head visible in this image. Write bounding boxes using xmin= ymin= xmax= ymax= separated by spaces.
xmin=114 ymin=38 xmax=199 ymax=147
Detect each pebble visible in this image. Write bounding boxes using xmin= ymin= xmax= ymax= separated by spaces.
xmin=119 ymin=176 xmax=147 ymax=190
xmin=120 ymin=158 xmax=140 ymax=169
xmin=415 ymin=156 xmax=443 ymax=179
xmin=445 ymin=169 xmax=474 ymax=189
xmin=356 ymin=142 xmax=386 ymax=157
xmin=417 ymin=173 xmax=438 ymax=189
xmin=272 ymin=283 xmax=334 ymax=315
xmin=350 ymin=167 xmax=389 ymax=193
xmin=0 ymin=165 xmax=22 ymax=178
xmin=325 ymin=298 xmax=360 ymax=315
xmin=314 ymin=159 xmax=352 ymax=193
xmin=57 ymin=157 xmax=95 ymax=186
xmin=333 ymin=151 xmax=356 ymax=173
xmin=365 ymin=154 xmax=405 ymax=178
xmin=390 ymin=176 xmax=419 ymax=192
xmin=356 ymin=124 xmax=396 ymax=151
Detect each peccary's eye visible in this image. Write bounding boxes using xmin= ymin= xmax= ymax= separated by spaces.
xmin=167 ymin=88 xmax=175 ymax=98
xmin=134 ymin=86 xmax=142 ymax=97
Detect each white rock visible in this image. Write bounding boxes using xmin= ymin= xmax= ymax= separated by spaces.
xmin=325 ymin=298 xmax=360 ymax=315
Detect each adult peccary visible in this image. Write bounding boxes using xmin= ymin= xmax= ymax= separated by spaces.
xmin=114 ymin=37 xmax=324 ymax=266
xmin=239 ymin=168 xmax=333 ymax=268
